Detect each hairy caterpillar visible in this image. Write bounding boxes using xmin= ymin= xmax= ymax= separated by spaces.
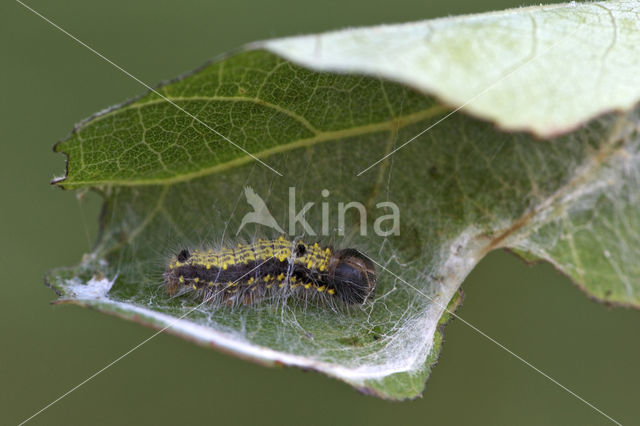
xmin=164 ymin=237 xmax=376 ymax=306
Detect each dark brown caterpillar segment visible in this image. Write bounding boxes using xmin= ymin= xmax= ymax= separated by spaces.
xmin=164 ymin=237 xmax=376 ymax=305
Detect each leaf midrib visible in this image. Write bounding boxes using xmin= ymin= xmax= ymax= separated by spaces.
xmin=61 ymin=102 xmax=449 ymax=188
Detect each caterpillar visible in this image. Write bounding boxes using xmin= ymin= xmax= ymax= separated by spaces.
xmin=164 ymin=237 xmax=376 ymax=306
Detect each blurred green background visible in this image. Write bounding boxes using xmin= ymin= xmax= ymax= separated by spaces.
xmin=2 ymin=0 xmax=638 ymax=424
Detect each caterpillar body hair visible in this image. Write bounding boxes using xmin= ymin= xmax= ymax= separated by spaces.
xmin=164 ymin=237 xmax=376 ymax=307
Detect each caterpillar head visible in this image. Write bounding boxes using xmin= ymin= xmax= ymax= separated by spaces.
xmin=328 ymin=248 xmax=377 ymax=304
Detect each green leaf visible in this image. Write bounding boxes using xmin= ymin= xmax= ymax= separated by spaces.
xmin=264 ymin=0 xmax=640 ymax=137
xmin=48 ymin=1 xmax=640 ymax=400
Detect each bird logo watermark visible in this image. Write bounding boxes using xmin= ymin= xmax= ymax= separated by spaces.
xmin=236 ymin=186 xmax=285 ymax=235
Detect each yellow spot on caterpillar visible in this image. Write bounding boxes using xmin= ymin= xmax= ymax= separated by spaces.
xmin=277 ymin=273 xmax=285 ymax=281
xmin=304 ymin=283 xmax=312 ymax=289
xmin=206 ymin=264 xmax=211 ymax=270
xmin=248 ymin=277 xmax=255 ymax=285
xmin=264 ymin=274 xmax=272 ymax=282
xmin=279 ymin=283 xmax=285 ymax=288
xmin=317 ymin=286 xmax=326 ymax=292
xmin=328 ymin=289 xmax=335 ymax=295
xmin=222 ymin=263 xmax=228 ymax=270
xmin=208 ymin=281 xmax=214 ymax=287
xmin=266 ymin=283 xmax=273 ymax=289
xmin=194 ymin=277 xmax=199 ymax=283
xmin=192 ymin=284 xmax=197 ymax=290
xmin=179 ymin=276 xmax=184 ymax=284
